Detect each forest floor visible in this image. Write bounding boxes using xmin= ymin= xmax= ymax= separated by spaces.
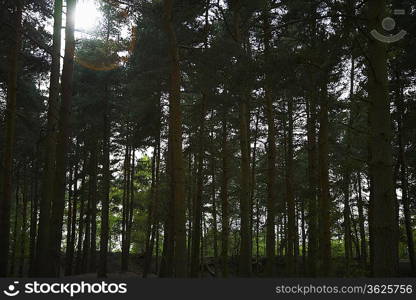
xmin=64 ymin=253 xmax=415 ymax=278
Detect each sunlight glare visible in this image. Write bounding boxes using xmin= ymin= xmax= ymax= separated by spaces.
xmin=75 ymin=0 xmax=101 ymax=32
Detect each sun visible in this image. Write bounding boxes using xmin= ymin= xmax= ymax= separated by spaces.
xmin=75 ymin=0 xmax=101 ymax=32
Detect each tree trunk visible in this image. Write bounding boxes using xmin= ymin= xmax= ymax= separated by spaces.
xmin=395 ymin=71 xmax=415 ymax=275
xmin=121 ymin=143 xmax=131 ymax=271
xmin=367 ymin=0 xmax=398 ymax=277
xmin=75 ymin=152 xmax=88 ymax=274
xmin=263 ymin=6 xmax=277 ymax=277
xmin=211 ymin=148 xmax=219 ymax=275
xmin=318 ymin=82 xmax=331 ymax=276
xmin=190 ymin=94 xmax=207 ymax=277
xmin=28 ymin=160 xmax=39 ymax=277
xmin=220 ymin=111 xmax=229 ymax=277
xmin=0 ymin=0 xmax=22 ymax=277
xmin=163 ymin=0 xmax=187 ymax=277
xmin=356 ymin=172 xmax=367 ymax=268
xmin=306 ymin=88 xmax=319 ymax=277
xmin=286 ymin=97 xmax=296 ymax=276
xmin=18 ymin=168 xmax=29 ymax=277
xmin=35 ymin=0 xmax=62 ymax=277
xmin=10 ymin=173 xmax=20 ymax=277
xmin=98 ymin=69 xmax=111 ymax=279
xmin=65 ymin=144 xmax=79 ymax=276
xmin=48 ymin=0 xmax=76 ymax=276
xmin=231 ymin=1 xmax=251 ymax=277
xmin=88 ymin=137 xmax=98 ymax=272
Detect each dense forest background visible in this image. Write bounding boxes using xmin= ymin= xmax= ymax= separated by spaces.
xmin=0 ymin=0 xmax=415 ymax=278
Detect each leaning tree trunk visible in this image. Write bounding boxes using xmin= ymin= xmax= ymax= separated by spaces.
xmin=0 ymin=0 xmax=22 ymax=277
xmin=366 ymin=0 xmax=398 ymax=277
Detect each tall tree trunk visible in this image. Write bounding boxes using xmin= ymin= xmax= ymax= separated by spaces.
xmin=75 ymin=152 xmax=88 ymax=275
xmin=263 ymin=6 xmax=277 ymax=277
xmin=190 ymin=94 xmax=207 ymax=277
xmin=35 ymin=0 xmax=62 ymax=277
xmin=306 ymin=82 xmax=319 ymax=277
xmin=121 ymin=144 xmax=131 ymax=272
xmin=10 ymin=171 xmax=20 ymax=276
xmin=0 ymin=0 xmax=22 ymax=277
xmin=318 ymin=82 xmax=331 ymax=276
xmin=143 ymin=135 xmax=161 ymax=277
xmin=211 ymin=149 xmax=219 ymax=275
xmin=65 ymin=155 xmax=78 ymax=276
xmin=48 ymin=0 xmax=76 ymax=276
xmin=301 ymin=201 xmax=307 ymax=275
xmin=220 ymin=111 xmax=229 ymax=277
xmin=159 ymin=144 xmax=175 ymax=278
xmin=28 ymin=160 xmax=39 ymax=277
xmin=238 ymin=98 xmax=251 ymax=277
xmin=231 ymin=0 xmax=251 ymax=277
xmin=124 ymin=149 xmax=135 ymax=271
xmin=143 ymin=148 xmax=157 ymax=278
xmin=356 ymin=172 xmax=367 ymax=268
xmin=286 ymin=97 xmax=296 ymax=275
xmin=19 ymin=168 xmax=29 ymax=277
xmin=64 ymin=165 xmax=74 ymax=275
xmin=366 ymin=0 xmax=398 ymax=277
xmin=395 ymin=71 xmax=415 ymax=275
xmin=82 ymin=180 xmax=91 ymax=273
xmin=98 ymin=70 xmax=111 ymax=279
xmin=163 ymin=0 xmax=187 ymax=277
xmin=88 ymin=137 xmax=98 ymax=272
xmin=343 ymin=171 xmax=352 ymax=274
xmin=343 ymin=54 xmax=355 ymax=274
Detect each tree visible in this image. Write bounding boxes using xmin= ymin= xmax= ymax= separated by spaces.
xmin=163 ymin=0 xmax=187 ymax=278
xmin=366 ymin=0 xmax=398 ymax=277
xmin=48 ymin=0 xmax=76 ymax=276
xmin=0 ymin=0 xmax=22 ymax=277
xmin=35 ymin=0 xmax=62 ymax=276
